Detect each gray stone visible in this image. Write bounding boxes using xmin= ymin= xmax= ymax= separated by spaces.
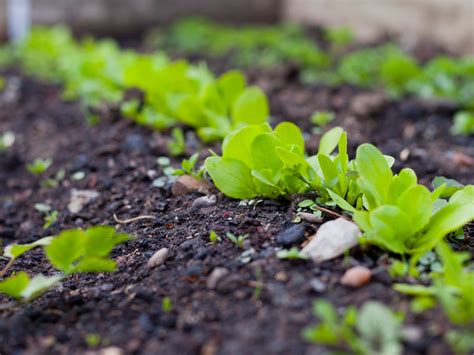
xmin=147 ymin=248 xmax=169 ymax=268
xmin=276 ymin=225 xmax=305 ymax=246
xmin=301 ymin=218 xmax=361 ymax=263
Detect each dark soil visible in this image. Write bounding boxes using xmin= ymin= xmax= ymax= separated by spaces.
xmin=0 ymin=61 xmax=473 ymax=355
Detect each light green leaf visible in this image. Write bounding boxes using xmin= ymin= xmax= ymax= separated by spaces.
xmin=327 ymin=189 xmax=356 ymax=213
xmin=318 ymin=127 xmax=343 ymax=155
xmin=396 ymin=185 xmax=432 ymax=233
xmin=274 ymin=121 xmax=305 ymax=152
xmin=222 ymin=123 xmax=271 ymax=167
xmin=251 ymin=133 xmax=283 ymax=172
xmin=20 ymin=274 xmax=63 ymax=301
xmin=73 ymin=257 xmax=117 ymax=273
xmin=0 ymin=272 xmax=29 ymax=299
xmin=231 ymin=87 xmax=269 ymax=125
xmin=412 ymin=186 xmax=474 ymax=253
xmin=44 ymin=230 xmax=86 ymax=273
xmin=4 ymin=236 xmax=54 ymax=260
xmin=217 ymin=70 xmax=246 ymax=108
xmin=356 ymin=144 xmax=393 ymax=209
xmin=205 ymin=156 xmax=257 ymax=199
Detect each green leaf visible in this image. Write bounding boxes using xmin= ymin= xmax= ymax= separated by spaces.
xmin=217 ymin=70 xmax=246 ymax=108
xmin=205 ymin=156 xmax=257 ymax=199
xmin=318 ymin=127 xmax=343 ymax=155
xmin=20 ymin=274 xmax=63 ymax=301
xmin=222 ymin=123 xmax=271 ymax=167
xmin=318 ymin=154 xmax=339 ymax=189
xmin=231 ymin=87 xmax=269 ymax=125
xmin=44 ymin=230 xmax=85 ymax=273
xmin=356 ymin=144 xmax=393 ymax=209
xmin=327 ymin=189 xmax=356 ymax=213
xmin=388 ymin=168 xmax=417 ymax=203
xmin=393 ymin=283 xmax=435 ymax=297
xmin=251 ymin=133 xmax=283 ymax=172
xmin=412 ymin=186 xmax=474 ymax=253
xmin=356 ymin=302 xmax=402 ymax=355
xmin=274 ymin=121 xmax=305 ymax=152
xmin=432 ymin=176 xmax=464 ymax=198
xmin=0 ymin=272 xmax=29 ymax=299
xmin=73 ymin=257 xmax=117 ymax=273
xmin=396 ymin=185 xmax=432 ymax=233
xmin=83 ymin=226 xmax=131 ymax=258
xmin=4 ymin=236 xmax=54 ymax=260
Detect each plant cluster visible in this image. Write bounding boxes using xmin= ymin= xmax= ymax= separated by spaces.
xmin=149 ymin=18 xmax=474 ymax=135
xmin=304 ymin=300 xmax=403 ymax=354
xmin=7 ymin=27 xmax=270 ymax=142
xmin=148 ymin=18 xmax=331 ymax=70
xmin=206 ymin=124 xmax=474 ymax=256
xmin=0 ymin=226 xmax=130 ymax=302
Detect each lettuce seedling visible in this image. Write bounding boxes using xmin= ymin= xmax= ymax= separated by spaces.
xmin=173 ymin=153 xmax=205 ymax=180
xmin=394 ymin=242 xmax=474 ymax=326
xmin=0 ymin=226 xmax=131 ymax=302
xmin=167 ymin=127 xmax=186 ymax=156
xmin=353 ymin=144 xmax=474 ymax=254
xmin=26 ymin=158 xmax=52 ymax=175
xmin=451 ymin=111 xmax=474 ymax=136
xmin=303 ymin=300 xmax=402 ymax=354
xmin=310 ymin=111 xmax=334 ymax=128
xmin=205 ymin=122 xmax=317 ymax=199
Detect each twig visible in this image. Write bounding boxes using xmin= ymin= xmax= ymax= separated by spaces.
xmin=0 ymin=258 xmax=14 ymax=278
xmin=113 ymin=213 xmax=157 ymax=224
xmin=313 ymin=205 xmax=351 ymax=221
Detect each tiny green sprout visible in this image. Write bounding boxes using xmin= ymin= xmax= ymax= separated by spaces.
xmin=41 ymin=168 xmax=66 ymax=188
xmin=156 ymin=156 xmax=175 ymax=176
xmin=311 ymin=111 xmax=334 ymax=128
xmin=225 ymin=232 xmax=249 ymax=249
xmin=167 ymin=127 xmax=186 ymax=157
xmin=0 ymin=131 xmax=15 ymax=151
xmin=173 ymin=153 xmax=205 ymax=180
xmin=27 ymin=158 xmax=52 ymax=175
xmin=209 ymin=230 xmax=221 ymax=244
xmin=277 ymin=247 xmax=309 ymax=260
xmin=388 ymin=259 xmax=408 ymax=278
xmin=72 ymin=171 xmax=86 ymax=181
xmin=252 ymin=267 xmax=263 ymax=300
xmin=451 ymin=111 xmax=474 ymax=136
xmin=298 ymin=199 xmax=316 ymax=208
xmin=325 ymin=27 xmax=354 ymax=47
xmin=162 ymin=296 xmax=172 ymax=312
xmin=85 ymin=333 xmax=101 ymax=347
xmin=34 ymin=203 xmax=58 ymax=229
xmin=0 ymin=76 xmax=5 ymax=91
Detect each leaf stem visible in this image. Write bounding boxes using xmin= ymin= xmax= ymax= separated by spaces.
xmin=0 ymin=258 xmax=15 ymax=278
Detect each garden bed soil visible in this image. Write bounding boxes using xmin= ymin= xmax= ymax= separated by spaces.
xmin=0 ymin=64 xmax=473 ymax=355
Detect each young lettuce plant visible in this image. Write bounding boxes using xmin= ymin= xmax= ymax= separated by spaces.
xmin=353 ymin=144 xmax=474 ymax=254
xmin=0 ymin=226 xmax=130 ymax=302
xmin=205 ymin=122 xmax=318 ymax=199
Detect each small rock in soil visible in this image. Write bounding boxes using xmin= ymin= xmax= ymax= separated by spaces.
xmin=122 ymin=134 xmax=148 ymax=153
xmin=191 ymin=195 xmax=217 ymax=209
xmin=301 ymin=218 xmax=360 ymax=263
xmin=350 ymin=92 xmax=386 ymax=116
xmin=276 ymin=224 xmax=306 ymax=246
xmin=207 ymin=267 xmax=229 ymax=289
xmin=401 ymin=326 xmax=424 ymax=344
xmin=171 ymin=175 xmax=210 ymax=196
xmin=297 ymin=212 xmax=323 ymax=224
xmin=340 ymin=266 xmax=372 ymax=288
xmin=67 ymin=189 xmax=100 ymax=214
xmin=100 ymin=347 xmax=125 ymax=355
xmin=147 ymin=248 xmax=169 ymax=268
xmin=309 ymin=278 xmax=326 ymax=293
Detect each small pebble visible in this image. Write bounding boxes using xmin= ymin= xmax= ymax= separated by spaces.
xmin=171 ymin=175 xmax=210 ymax=196
xmin=191 ymin=195 xmax=217 ymax=209
xmin=297 ymin=212 xmax=323 ymax=224
xmin=207 ymin=267 xmax=229 ymax=289
xmin=147 ymin=248 xmax=169 ymax=268
xmin=309 ymin=278 xmax=326 ymax=293
xmin=340 ymin=266 xmax=372 ymax=288
xmin=276 ymin=225 xmax=306 ymax=246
